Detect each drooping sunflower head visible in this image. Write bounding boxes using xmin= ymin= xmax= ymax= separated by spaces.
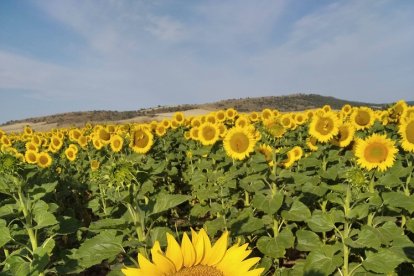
xmin=355 ymin=133 xmax=398 ymax=172
xmin=331 ymin=123 xmax=355 ymax=148
xmin=199 ymin=122 xmax=220 ymax=146
xmin=399 ymin=117 xmax=414 ymax=153
xmin=306 ymin=136 xmax=319 ymax=151
xmin=257 ymin=144 xmax=273 ymax=164
xmin=122 ymin=229 xmax=263 ymax=276
xmin=130 ymin=127 xmax=154 ymax=154
xmin=350 ymin=107 xmax=375 ymax=130
xmin=223 ymin=126 xmax=256 ymax=160
xmin=309 ymin=112 xmax=340 ymax=143
xmin=110 ymin=134 xmax=124 ymax=153
xmin=37 ymin=152 xmax=52 ymax=169
xmin=388 ymin=100 xmax=408 ymax=122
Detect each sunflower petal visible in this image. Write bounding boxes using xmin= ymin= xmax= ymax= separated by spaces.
xmin=151 ymin=241 xmax=176 ymax=274
xmin=137 ymin=253 xmax=163 ymax=276
xmin=204 ymin=231 xmax=228 ymax=265
xmin=166 ymin=233 xmax=183 ymax=271
xmin=181 ymin=232 xmax=196 ymax=267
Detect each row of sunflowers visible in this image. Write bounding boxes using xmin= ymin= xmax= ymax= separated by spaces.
xmin=0 ymin=100 xmax=413 ymax=275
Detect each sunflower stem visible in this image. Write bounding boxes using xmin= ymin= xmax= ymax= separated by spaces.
xmin=368 ymin=171 xmax=376 ymax=193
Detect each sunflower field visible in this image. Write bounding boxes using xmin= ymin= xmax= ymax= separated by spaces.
xmin=1 ymin=100 xmax=414 ymax=276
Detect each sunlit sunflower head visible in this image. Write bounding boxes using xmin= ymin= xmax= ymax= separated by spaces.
xmin=263 ymin=119 xmax=286 ymax=139
xmin=306 ymin=136 xmax=319 ymax=152
xmin=31 ymin=135 xmax=42 ymax=146
xmin=25 ymin=150 xmax=38 ymax=164
xmin=355 ymin=133 xmax=398 ymax=172
xmin=261 ymin=108 xmax=273 ymax=121
xmin=24 ymin=125 xmax=33 ymax=136
xmin=184 ymin=131 xmax=191 ymax=140
xmin=173 ymin=112 xmax=185 ymax=125
xmin=248 ymin=111 xmax=260 ymax=122
xmin=350 ymin=107 xmax=375 ymax=130
xmin=199 ymin=122 xmax=220 ymax=146
xmin=322 ymin=105 xmax=332 ymax=113
xmin=97 ymin=128 xmax=111 ymax=144
xmin=130 ymin=127 xmax=154 ymax=154
xmin=291 ymin=146 xmax=303 ymax=161
xmin=223 ymin=126 xmax=256 ymax=160
xmin=92 ymin=138 xmax=104 ymax=150
xmin=214 ymin=110 xmax=226 ymax=123
xmin=1 ymin=135 xmax=12 ymax=147
xmin=25 ymin=141 xmax=39 ymax=152
xmin=110 ymin=134 xmax=124 ymax=153
xmin=257 ymin=144 xmax=273 ymax=165
xmin=225 ymin=108 xmax=237 ymax=121
xmin=77 ymin=135 xmax=88 ymax=148
xmin=399 ymin=117 xmax=414 ymax=153
xmin=294 ymin=113 xmax=307 ymax=125
xmin=190 ymin=127 xmax=200 ymax=141
xmin=156 ymin=124 xmax=167 ymax=137
xmin=37 ymin=152 xmax=52 ymax=169
xmin=331 ymin=123 xmax=355 ymax=148
xmin=90 ymin=160 xmax=100 ymax=171
xmin=235 ymin=115 xmax=249 ymax=128
xmin=162 ymin=119 xmax=172 ymax=129
xmin=341 ymin=104 xmax=353 ymax=116
xmin=388 ymin=100 xmax=408 ymax=123
xmin=280 ymin=114 xmax=292 ymax=129
xmin=65 ymin=147 xmax=77 ymax=162
xmin=50 ymin=136 xmax=63 ymax=152
xmin=282 ymin=150 xmax=296 ymax=169
xmin=217 ymin=124 xmax=227 ymax=138
xmin=122 ymin=229 xmax=263 ymax=276
xmin=206 ymin=113 xmax=217 ymax=125
xmin=309 ymin=112 xmax=340 ymax=143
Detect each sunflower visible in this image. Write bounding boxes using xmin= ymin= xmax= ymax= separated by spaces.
xmin=190 ymin=127 xmax=200 ymax=141
xmin=282 ymin=150 xmax=296 ymax=169
xmin=110 ymin=134 xmax=124 ymax=153
xmin=92 ymin=138 xmax=104 ymax=150
xmin=122 ymin=229 xmax=263 ymax=276
xmin=25 ymin=150 xmax=38 ymax=164
xmin=355 ymin=134 xmax=398 ymax=172
xmin=69 ymin=128 xmax=82 ymax=142
xmin=198 ymin=122 xmax=220 ymax=146
xmin=257 ymin=144 xmax=274 ymax=166
xmin=130 ymin=127 xmax=154 ymax=154
xmin=225 ymin=108 xmax=237 ymax=121
xmin=90 ymin=160 xmax=100 ymax=171
xmin=173 ymin=112 xmax=185 ymax=125
xmin=261 ymin=109 xmax=273 ymax=121
xmin=78 ymin=135 xmax=88 ymax=149
xmin=24 ymin=126 xmax=33 ymax=135
xmin=1 ymin=136 xmax=12 ymax=147
xmin=215 ymin=110 xmax=226 ymax=123
xmin=25 ymin=141 xmax=39 ymax=152
xmin=97 ymin=128 xmax=111 ymax=144
xmin=50 ymin=136 xmax=63 ymax=152
xmin=37 ymin=152 xmax=52 ymax=168
xmin=263 ymin=119 xmax=286 ymax=138
xmin=341 ymin=104 xmax=353 ymax=115
xmin=65 ymin=147 xmax=77 ymax=162
xmin=223 ymin=126 xmax=256 ymax=160
xmin=156 ymin=124 xmax=167 ymax=137
xmin=291 ymin=146 xmax=303 ymax=161
xmin=322 ymin=105 xmax=332 ymax=113
xmin=306 ymin=137 xmax=318 ymax=151
xmin=191 ymin=117 xmax=202 ymax=128
xmin=248 ymin=112 xmax=260 ymax=122
xmin=235 ymin=116 xmax=249 ymax=128
xmin=331 ymin=123 xmax=355 ymax=148
xmin=206 ymin=114 xmax=217 ymax=125
xmin=309 ymin=112 xmax=340 ymax=143
xmin=280 ymin=115 xmax=292 ymax=129
xmin=350 ymin=107 xmax=375 ymax=130
xmin=399 ymin=117 xmax=414 ymax=152
xmin=294 ymin=113 xmax=307 ymax=125
xmin=162 ymin=119 xmax=172 ymax=129
xmin=388 ymin=100 xmax=407 ymax=123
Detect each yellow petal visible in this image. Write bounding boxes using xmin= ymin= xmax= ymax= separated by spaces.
xmin=151 ymin=241 xmax=176 ymax=274
xmin=199 ymin=229 xmax=212 ymax=265
xmin=166 ymin=233 xmax=183 ymax=271
xmin=238 ymin=257 xmax=261 ymax=272
xmin=181 ymin=232 xmax=196 ymax=267
xmin=137 ymin=253 xmax=163 ymax=276
xmin=190 ymin=228 xmax=199 ymax=245
xmin=121 ymin=267 xmax=142 ymax=276
xmin=193 ymin=230 xmax=205 ymax=265
xmin=204 ymin=231 xmax=228 ymax=266
xmin=216 ymin=243 xmax=251 ymax=273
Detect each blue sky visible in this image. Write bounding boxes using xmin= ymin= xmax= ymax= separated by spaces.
xmin=1 ymin=0 xmax=413 ymax=124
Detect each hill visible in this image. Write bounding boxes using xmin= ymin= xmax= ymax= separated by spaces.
xmin=1 ymin=93 xmax=385 ymax=130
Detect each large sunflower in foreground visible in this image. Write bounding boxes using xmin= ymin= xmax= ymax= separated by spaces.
xmin=399 ymin=117 xmax=414 ymax=152
xmin=130 ymin=126 xmax=154 ymax=154
xmin=355 ymin=134 xmax=397 ymax=172
xmin=308 ymin=112 xmax=339 ymax=143
xmin=223 ymin=126 xmax=256 ymax=160
xmin=122 ymin=229 xmax=263 ymax=276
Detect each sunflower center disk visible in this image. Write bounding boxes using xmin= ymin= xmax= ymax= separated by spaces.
xmin=406 ymin=122 xmax=414 ymax=143
xmin=364 ymin=142 xmax=388 ymax=163
xmin=230 ymin=133 xmax=249 ymax=153
xmin=172 ymin=265 xmax=224 ymax=276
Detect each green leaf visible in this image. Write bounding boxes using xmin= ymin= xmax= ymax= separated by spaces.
xmin=303 ymin=249 xmax=342 ymax=275
xmin=348 ymin=204 xmax=369 ymax=219
xmin=73 ymin=230 xmax=123 ymax=268
xmin=204 ymin=218 xmax=226 ymax=237
xmin=306 ymin=211 xmax=334 ymax=232
xmin=382 ymin=192 xmax=414 ymax=214
xmin=149 ymin=194 xmax=191 ymax=216
xmin=281 ymin=200 xmax=311 ymax=222
xmin=32 ymin=200 xmax=58 ymax=229
xmin=89 ymin=218 xmax=127 ymax=230
xmin=190 ymin=204 xmax=210 ymax=217
xmin=6 ymin=255 xmax=30 ymax=276
xmin=296 ymin=230 xmax=322 ymax=251
xmin=377 ymin=221 xmax=404 ymax=245
xmin=252 ymin=193 xmax=284 ymax=215
xmin=0 ymin=226 xmax=11 ymax=247
xmin=0 ymin=204 xmax=15 ymax=217
xmin=57 ymin=216 xmax=81 ymax=234
xmin=149 ymin=227 xmax=172 ymax=247
xmin=29 ymin=181 xmax=58 ymax=200
xmin=346 ymin=226 xmax=381 ymax=250
xmin=231 ymin=213 xmax=264 ymax=235
xmin=256 ymin=236 xmax=286 ymax=259
xmin=32 ymin=239 xmax=55 ymax=274
xmin=363 ymin=248 xmax=405 ymax=273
